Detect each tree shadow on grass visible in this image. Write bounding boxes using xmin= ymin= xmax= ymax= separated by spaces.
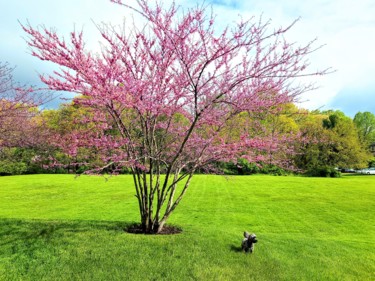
xmin=0 ymin=218 xmax=134 ymax=247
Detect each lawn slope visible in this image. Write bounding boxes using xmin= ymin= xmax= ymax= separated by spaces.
xmin=0 ymin=174 xmax=374 ymax=280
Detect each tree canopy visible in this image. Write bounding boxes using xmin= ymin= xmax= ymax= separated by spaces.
xmin=354 ymin=111 xmax=375 ymax=145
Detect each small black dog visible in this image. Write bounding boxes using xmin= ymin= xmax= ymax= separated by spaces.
xmin=241 ymin=231 xmax=258 ymax=253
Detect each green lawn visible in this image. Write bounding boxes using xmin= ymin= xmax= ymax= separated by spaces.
xmin=0 ymin=174 xmax=374 ymax=280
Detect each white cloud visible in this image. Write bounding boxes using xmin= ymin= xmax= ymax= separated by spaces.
xmin=207 ymin=0 xmax=375 ymax=111
xmin=0 ymin=0 xmax=374 ymax=113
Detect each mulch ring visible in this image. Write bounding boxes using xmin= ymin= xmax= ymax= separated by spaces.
xmin=125 ymin=223 xmax=182 ymax=235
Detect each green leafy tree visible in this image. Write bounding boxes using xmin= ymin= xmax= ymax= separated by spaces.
xmin=353 ymin=111 xmax=375 ymax=145
xmin=296 ymin=111 xmax=370 ymax=175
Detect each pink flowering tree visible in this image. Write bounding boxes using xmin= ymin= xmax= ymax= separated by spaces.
xmin=0 ymin=62 xmax=50 ymax=148
xmin=22 ymin=0 xmax=327 ymax=233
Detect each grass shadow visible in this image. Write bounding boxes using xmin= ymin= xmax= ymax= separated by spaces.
xmin=0 ymin=218 xmax=134 ymax=247
xmin=229 ymin=244 xmax=243 ymax=253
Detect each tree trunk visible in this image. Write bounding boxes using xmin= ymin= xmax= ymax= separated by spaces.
xmin=132 ymin=157 xmax=195 ymax=234
xmin=140 ymin=217 xmax=162 ymax=234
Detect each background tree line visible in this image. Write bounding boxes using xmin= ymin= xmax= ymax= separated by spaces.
xmin=1 ymin=97 xmax=374 ymax=176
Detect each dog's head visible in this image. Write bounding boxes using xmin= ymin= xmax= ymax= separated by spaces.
xmin=249 ymin=233 xmax=258 ymax=243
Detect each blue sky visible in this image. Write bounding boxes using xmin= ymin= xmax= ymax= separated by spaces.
xmin=1 ymin=0 xmax=374 ymax=116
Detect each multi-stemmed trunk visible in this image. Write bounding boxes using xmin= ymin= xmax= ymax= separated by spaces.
xmin=132 ymin=165 xmax=194 ymax=234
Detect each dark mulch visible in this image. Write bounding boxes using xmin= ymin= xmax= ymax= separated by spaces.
xmin=125 ymin=223 xmax=182 ymax=235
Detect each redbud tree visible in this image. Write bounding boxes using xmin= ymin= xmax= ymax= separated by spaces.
xmin=22 ymin=0 xmax=327 ymax=233
xmin=0 ymin=62 xmax=50 ymax=148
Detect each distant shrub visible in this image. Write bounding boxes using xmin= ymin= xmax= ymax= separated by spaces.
xmin=0 ymin=160 xmax=28 ymax=176
xmin=260 ymin=164 xmax=289 ymax=176
xmin=218 ymin=159 xmax=289 ymax=176
xmin=76 ymin=166 xmax=89 ymax=174
xmin=236 ymin=159 xmax=261 ymax=175
xmin=306 ymin=166 xmax=341 ymax=178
